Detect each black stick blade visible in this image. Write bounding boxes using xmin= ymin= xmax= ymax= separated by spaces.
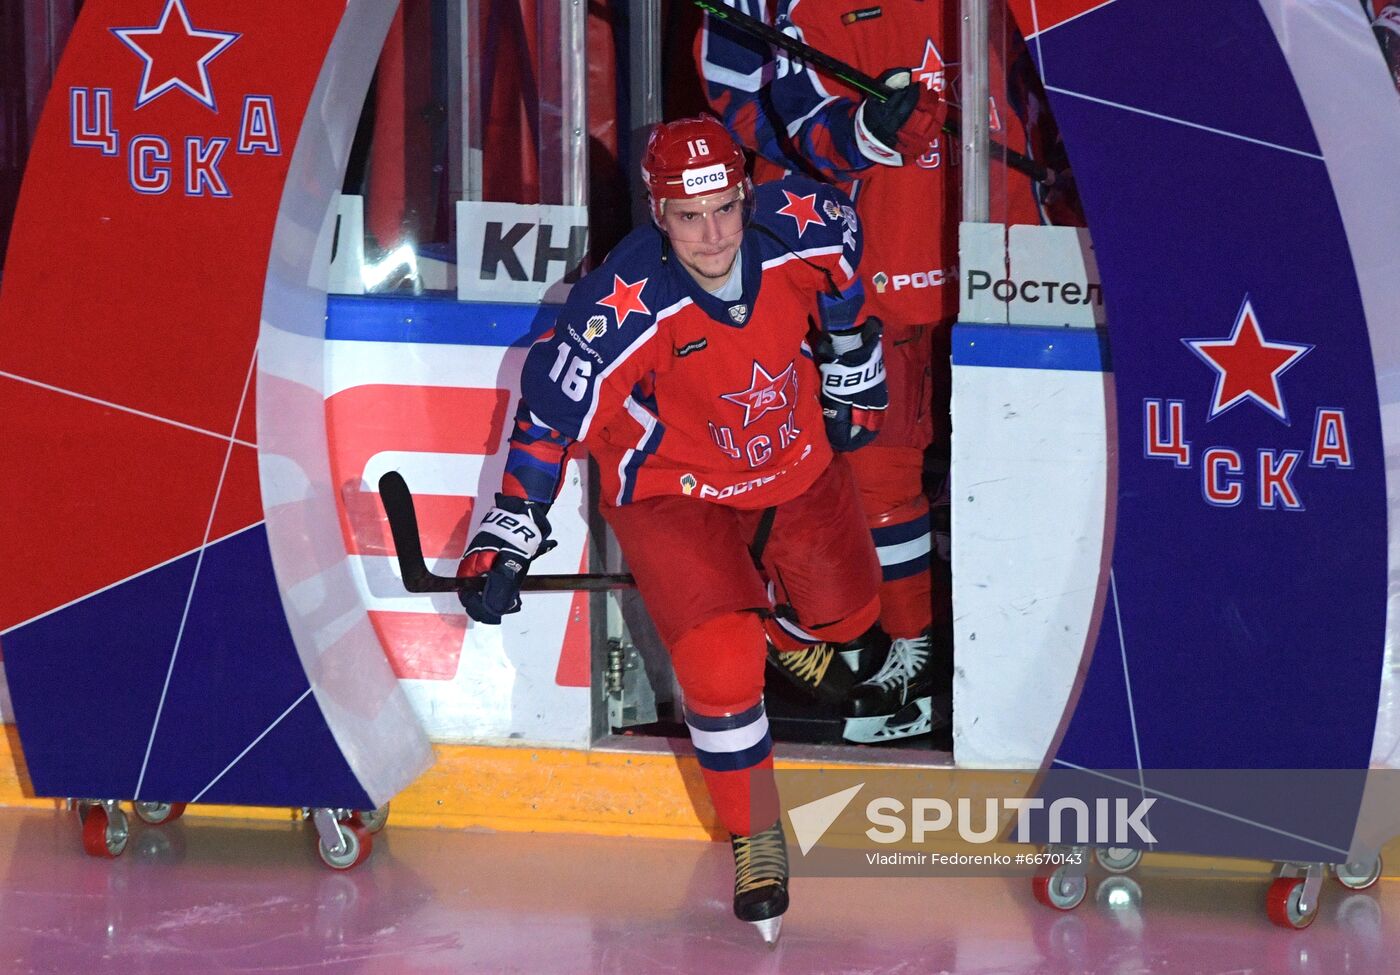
xmin=379 ymin=470 xmax=459 ymax=592
xmin=377 ymin=471 xmax=635 ymax=594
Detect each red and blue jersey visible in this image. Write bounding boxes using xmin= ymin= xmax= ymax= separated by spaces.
xmin=502 ymin=175 xmax=862 ymax=511
xmin=1372 ymin=1 xmax=1400 ymax=88
xmin=694 ymin=0 xmax=837 ymax=185
xmin=698 ymin=0 xmax=1062 ymax=327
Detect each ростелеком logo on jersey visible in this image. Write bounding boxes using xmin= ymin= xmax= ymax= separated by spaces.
xmin=1144 ymin=295 xmax=1350 ymax=511
xmin=876 ymin=267 xmax=951 ymax=293
xmin=682 ymin=162 xmax=729 ymax=194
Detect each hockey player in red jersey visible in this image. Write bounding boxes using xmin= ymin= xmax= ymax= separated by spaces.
xmin=1372 ymin=1 xmax=1400 ymax=90
xmin=456 ymin=116 xmax=887 ymax=941
xmin=698 ymin=0 xmax=1069 ymax=745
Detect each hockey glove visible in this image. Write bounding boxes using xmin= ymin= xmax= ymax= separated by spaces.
xmin=857 ymin=69 xmax=947 ymax=160
xmin=456 ymin=494 xmax=557 ymax=625
xmin=817 ymin=317 xmax=887 ymax=452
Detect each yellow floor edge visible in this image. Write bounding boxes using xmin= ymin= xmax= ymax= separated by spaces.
xmin=0 ymin=727 xmax=906 ymax=842
xmin=5 ymin=728 xmax=1395 ymax=875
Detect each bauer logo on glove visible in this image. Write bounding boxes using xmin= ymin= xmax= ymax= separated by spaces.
xmin=815 ymin=317 xmax=888 ymax=451
xmin=480 ymin=508 xmax=541 ymax=546
xmin=822 ymin=358 xmax=885 ymax=392
xmin=457 ymin=494 xmax=557 ymax=625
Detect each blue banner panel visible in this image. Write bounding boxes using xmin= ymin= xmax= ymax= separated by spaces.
xmin=5 ymin=554 xmax=198 ymax=800
xmin=4 ymin=527 xmax=370 ymax=809
xmin=1028 ymin=769 xmax=1363 ymax=864
xmin=1036 ymin=0 xmax=1322 ymax=158
xmin=1028 ymin=0 xmax=1386 ymax=854
xmin=135 ymin=525 xmax=372 ymax=809
xmin=1052 ymin=584 xmax=1146 ymax=772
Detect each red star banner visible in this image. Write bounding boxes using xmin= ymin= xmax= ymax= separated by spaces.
xmin=1184 ymin=297 xmax=1312 ymax=423
xmin=111 ymin=0 xmax=240 ymax=110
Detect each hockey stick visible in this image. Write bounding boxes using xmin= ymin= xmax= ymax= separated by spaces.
xmin=692 ymin=0 xmax=1052 ymax=185
xmin=377 ymin=471 xmax=635 ymax=593
xmin=697 ymin=0 xmax=889 ymax=98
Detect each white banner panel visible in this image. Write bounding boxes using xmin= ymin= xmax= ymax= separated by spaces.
xmin=959 ymin=222 xmax=1104 ymax=327
xmin=325 ymin=337 xmax=593 ymax=747
xmin=457 ymin=201 xmax=589 ymax=304
xmin=951 ymin=346 xmax=1111 ymax=768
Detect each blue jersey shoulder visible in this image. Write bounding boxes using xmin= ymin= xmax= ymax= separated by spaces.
xmin=750 ymin=175 xmax=858 ymax=259
xmin=519 ymin=225 xmax=678 ymax=438
xmin=551 ymin=225 xmax=684 ymax=356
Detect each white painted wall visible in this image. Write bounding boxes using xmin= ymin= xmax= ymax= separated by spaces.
xmin=951 ymin=360 xmax=1111 ymax=767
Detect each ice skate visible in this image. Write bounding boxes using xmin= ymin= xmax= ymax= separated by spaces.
xmin=843 ymin=623 xmax=953 ymax=743
xmin=766 ymin=641 xmax=854 ymax=705
xmin=731 ymin=820 xmax=789 ymax=944
xmin=833 ymin=626 xmax=889 ymax=682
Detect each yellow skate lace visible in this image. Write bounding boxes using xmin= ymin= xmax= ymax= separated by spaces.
xmin=734 ymin=825 xmax=788 ymax=896
xmin=774 ymin=643 xmax=833 ymax=686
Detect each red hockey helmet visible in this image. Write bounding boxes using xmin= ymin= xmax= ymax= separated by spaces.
xmin=641 ymin=115 xmax=750 ymax=225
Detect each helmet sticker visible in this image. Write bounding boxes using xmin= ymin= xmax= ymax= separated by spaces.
xmin=681 ymin=163 xmax=730 ymax=195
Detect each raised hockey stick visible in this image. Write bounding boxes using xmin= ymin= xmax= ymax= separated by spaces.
xmin=697 ymin=0 xmax=888 ymax=97
xmin=692 ymin=0 xmax=1052 ymax=185
xmin=377 ymin=471 xmax=635 ymax=594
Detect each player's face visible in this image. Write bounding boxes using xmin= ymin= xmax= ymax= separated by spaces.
xmin=660 ymin=188 xmax=745 ymax=287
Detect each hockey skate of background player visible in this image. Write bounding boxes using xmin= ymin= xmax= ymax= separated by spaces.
xmin=698 ymin=0 xmax=1078 ymax=746
xmin=455 ymin=115 xmax=888 ymax=942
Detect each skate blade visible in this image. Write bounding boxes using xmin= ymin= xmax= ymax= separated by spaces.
xmin=750 ymin=914 xmax=783 ymax=946
xmin=842 ymin=697 xmax=934 ymax=743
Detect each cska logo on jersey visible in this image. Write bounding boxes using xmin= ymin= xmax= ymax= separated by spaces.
xmin=913 ymin=39 xmax=949 ymax=93
xmin=721 ymin=360 xmax=799 ymax=427
xmin=1144 ymin=295 xmax=1349 ymax=512
xmin=69 ymin=0 xmax=280 ymax=199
